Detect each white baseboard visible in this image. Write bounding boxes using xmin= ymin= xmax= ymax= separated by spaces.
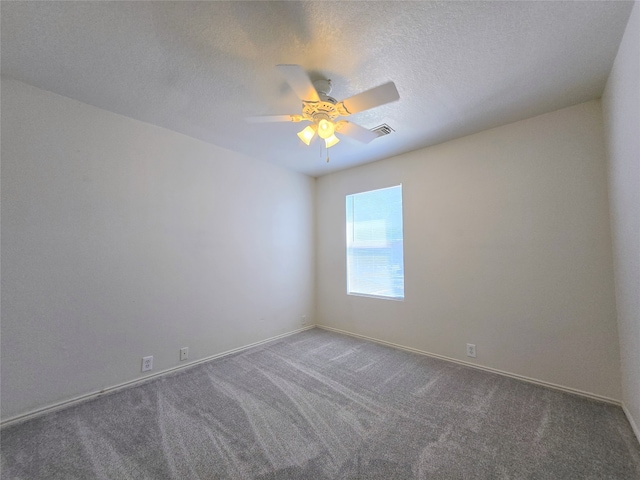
xmin=0 ymin=325 xmax=315 ymax=429
xmin=317 ymin=325 xmax=622 ymax=406
xmin=622 ymin=403 xmax=640 ymax=444
xmin=4 ymin=324 xmax=627 ymax=430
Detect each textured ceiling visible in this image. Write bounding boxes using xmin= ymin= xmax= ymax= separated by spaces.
xmin=1 ymin=1 xmax=634 ymax=177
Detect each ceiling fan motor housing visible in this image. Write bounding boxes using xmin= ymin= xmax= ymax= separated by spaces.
xmin=302 ymin=100 xmax=340 ymax=122
xmin=301 ymin=78 xmax=349 ymax=123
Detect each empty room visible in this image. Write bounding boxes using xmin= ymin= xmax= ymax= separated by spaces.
xmin=1 ymin=1 xmax=639 ymax=478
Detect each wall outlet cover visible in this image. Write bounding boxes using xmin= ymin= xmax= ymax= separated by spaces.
xmin=466 ymin=344 xmax=477 ymax=358
xmin=142 ymin=355 xmax=153 ymax=372
xmin=180 ymin=347 xmax=189 ymax=361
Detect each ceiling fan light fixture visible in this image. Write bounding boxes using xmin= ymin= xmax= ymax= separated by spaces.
xmin=297 ymin=125 xmax=317 ymax=145
xmin=251 ymin=65 xmax=400 ymax=157
xmin=325 ymin=134 xmax=340 ymax=148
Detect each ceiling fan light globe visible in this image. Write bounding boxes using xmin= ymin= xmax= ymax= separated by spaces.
xmin=317 ymin=119 xmax=335 ymax=139
xmin=297 ymin=125 xmax=316 ymax=145
xmin=325 ymin=134 xmax=340 ymax=148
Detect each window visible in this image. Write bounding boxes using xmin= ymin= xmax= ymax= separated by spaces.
xmin=346 ymin=185 xmax=405 ymax=299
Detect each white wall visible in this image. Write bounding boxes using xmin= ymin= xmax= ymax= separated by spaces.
xmin=0 ymin=78 xmax=315 ymax=421
xmin=316 ymin=100 xmax=621 ymax=400
xmin=602 ymin=2 xmax=640 ymax=438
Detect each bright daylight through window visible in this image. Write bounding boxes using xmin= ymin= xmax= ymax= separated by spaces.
xmin=346 ymin=185 xmax=404 ymax=299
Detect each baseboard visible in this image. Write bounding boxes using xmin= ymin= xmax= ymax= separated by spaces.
xmin=317 ymin=325 xmax=621 ymax=406
xmin=0 ymin=325 xmax=315 ymax=429
xmin=622 ymin=403 xmax=640 ymax=444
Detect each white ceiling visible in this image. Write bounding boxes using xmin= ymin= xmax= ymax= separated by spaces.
xmin=1 ymin=1 xmax=634 ymax=177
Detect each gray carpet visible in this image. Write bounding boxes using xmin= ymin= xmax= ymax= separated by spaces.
xmin=1 ymin=328 xmax=639 ymax=479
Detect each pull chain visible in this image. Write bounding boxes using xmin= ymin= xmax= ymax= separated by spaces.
xmin=319 ymin=140 xmax=330 ymax=163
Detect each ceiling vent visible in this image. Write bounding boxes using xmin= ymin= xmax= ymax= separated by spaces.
xmin=370 ymin=123 xmax=395 ymax=137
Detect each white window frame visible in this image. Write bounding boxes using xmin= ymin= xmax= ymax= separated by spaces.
xmin=346 ymin=184 xmax=405 ymax=300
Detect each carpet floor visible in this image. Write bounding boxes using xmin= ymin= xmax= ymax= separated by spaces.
xmin=2 ymin=328 xmax=639 ymax=479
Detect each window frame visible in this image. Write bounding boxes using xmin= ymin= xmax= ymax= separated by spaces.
xmin=345 ymin=184 xmax=405 ymax=301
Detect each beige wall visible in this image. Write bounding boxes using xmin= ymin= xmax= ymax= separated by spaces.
xmin=316 ymin=100 xmax=621 ymax=400
xmin=602 ymin=2 xmax=640 ymax=438
xmin=1 ymin=78 xmax=316 ymax=421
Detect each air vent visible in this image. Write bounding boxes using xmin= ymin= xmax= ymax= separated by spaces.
xmin=370 ymin=123 xmax=395 ymax=137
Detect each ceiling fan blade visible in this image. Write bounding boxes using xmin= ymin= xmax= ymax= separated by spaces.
xmin=276 ymin=64 xmax=320 ymax=102
xmin=245 ymin=114 xmax=302 ymax=123
xmin=336 ymin=121 xmax=378 ymax=144
xmin=339 ymin=82 xmax=400 ymax=115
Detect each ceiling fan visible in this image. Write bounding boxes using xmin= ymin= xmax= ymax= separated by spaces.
xmin=247 ymin=64 xmax=400 ymax=149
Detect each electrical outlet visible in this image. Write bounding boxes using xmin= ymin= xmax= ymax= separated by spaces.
xmin=142 ymin=356 xmax=153 ymax=372
xmin=301 ymin=315 xmax=307 ymax=326
xmin=180 ymin=347 xmax=189 ymax=361
xmin=466 ymin=344 xmax=477 ymax=358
